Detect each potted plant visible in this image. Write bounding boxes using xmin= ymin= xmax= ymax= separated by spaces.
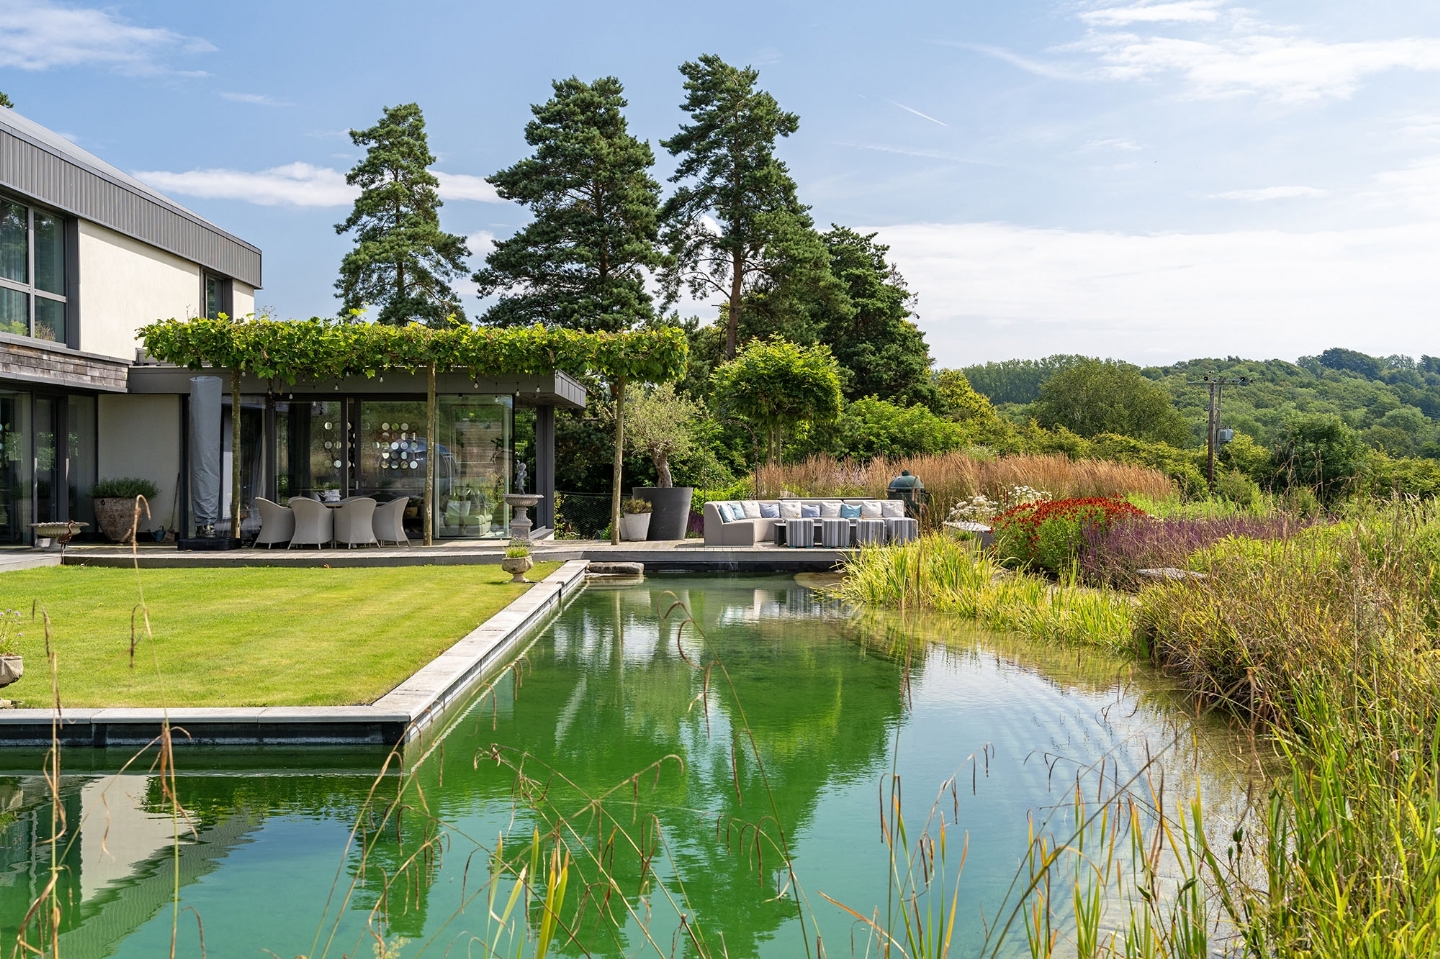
xmin=619 ymin=497 xmax=652 ymax=542
xmin=0 ymin=609 xmax=22 ymax=696
xmin=91 ymin=477 xmax=161 ymax=544
xmin=500 ymin=543 xmax=534 ymax=584
xmin=626 ymin=384 xmax=700 ymax=540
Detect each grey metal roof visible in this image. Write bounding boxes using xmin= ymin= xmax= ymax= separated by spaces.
xmin=0 ymin=109 xmax=262 ymax=288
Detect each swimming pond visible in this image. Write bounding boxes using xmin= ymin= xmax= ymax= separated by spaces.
xmin=0 ymin=574 xmax=1254 ymax=957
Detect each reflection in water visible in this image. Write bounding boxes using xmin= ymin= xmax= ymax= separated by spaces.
xmin=0 ymin=576 xmax=1258 ymax=958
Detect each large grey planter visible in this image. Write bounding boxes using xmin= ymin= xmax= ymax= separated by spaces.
xmin=632 ymin=487 xmax=693 ymax=540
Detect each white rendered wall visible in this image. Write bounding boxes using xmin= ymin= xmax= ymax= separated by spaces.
xmin=98 ymin=394 xmax=181 ymax=532
xmin=233 ymin=281 xmax=255 ymax=318
xmin=77 ymin=221 xmax=201 ymax=361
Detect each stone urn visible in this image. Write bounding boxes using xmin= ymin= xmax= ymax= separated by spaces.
xmin=500 ymin=554 xmax=534 ymax=584
xmin=0 ymin=655 xmax=22 ymax=689
xmin=93 ymin=497 xmax=141 ymax=543
xmin=503 ymin=493 xmax=543 ymax=542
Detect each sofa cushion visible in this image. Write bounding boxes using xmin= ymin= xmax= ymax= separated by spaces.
xmin=740 ymin=500 xmax=762 ymax=519
xmin=881 ymin=500 xmax=906 ymax=518
xmin=779 ymin=501 xmax=802 ymax=519
xmin=819 ymin=501 xmax=842 ymax=518
xmin=722 ymin=502 xmax=745 ymax=522
xmin=800 ymin=503 xmax=821 ymax=518
xmin=860 ymin=500 xmax=883 ymax=518
xmin=840 ymin=503 xmax=862 ymax=519
xmin=759 ymin=502 xmax=779 ymax=519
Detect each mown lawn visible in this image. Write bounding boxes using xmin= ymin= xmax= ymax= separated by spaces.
xmin=0 ymin=563 xmax=560 ymax=708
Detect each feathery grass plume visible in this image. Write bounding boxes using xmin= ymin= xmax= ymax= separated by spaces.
xmin=757 ymin=453 xmax=1171 ymax=531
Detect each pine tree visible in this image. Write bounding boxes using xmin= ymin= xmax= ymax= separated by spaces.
xmin=820 ymin=226 xmax=939 ymax=410
xmin=335 ymin=103 xmax=470 ymax=326
xmin=475 ymin=77 xmax=664 ymax=332
xmin=660 ymin=55 xmax=838 ymax=359
xmin=0 ymin=92 xmax=13 ymax=109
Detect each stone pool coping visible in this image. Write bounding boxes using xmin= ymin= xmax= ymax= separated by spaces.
xmin=0 ymin=560 xmax=591 ymax=748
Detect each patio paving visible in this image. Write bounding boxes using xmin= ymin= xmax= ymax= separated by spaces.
xmin=29 ymin=537 xmax=853 ymax=572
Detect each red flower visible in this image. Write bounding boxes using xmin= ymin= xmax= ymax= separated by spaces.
xmin=994 ymin=497 xmax=1147 ymax=546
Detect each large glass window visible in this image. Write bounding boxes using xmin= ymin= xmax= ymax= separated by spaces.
xmin=275 ymin=400 xmax=345 ymax=500
xmin=0 ymin=391 xmax=32 ymax=544
xmin=0 ymin=197 xmax=68 ymax=343
xmin=435 ymin=395 xmax=511 ymax=539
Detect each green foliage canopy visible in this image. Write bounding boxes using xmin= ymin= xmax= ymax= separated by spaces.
xmin=139 ymin=317 xmax=689 ymax=386
xmin=1272 ymin=413 xmax=1368 ymax=501
xmin=623 ymin=383 xmax=701 ymax=487
xmin=335 ymin=103 xmax=471 ymax=327
xmin=475 ymin=77 xmax=665 ymax=333
xmin=817 ymin=227 xmax=936 ymax=409
xmin=1030 ymin=359 xmax=1189 ymax=445
xmin=710 ymin=337 xmax=842 ymax=462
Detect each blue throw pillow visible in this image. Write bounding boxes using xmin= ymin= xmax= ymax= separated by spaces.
xmin=840 ymin=503 xmax=862 ymax=519
xmin=800 ymin=504 xmax=820 ymax=518
xmin=726 ymin=503 xmax=745 ymax=522
xmin=759 ymin=502 xmax=779 ymax=519
xmin=717 ymin=503 xmax=735 ymax=522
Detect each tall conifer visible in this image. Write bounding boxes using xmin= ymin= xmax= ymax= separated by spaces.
xmin=660 ymin=55 xmax=838 ymax=359
xmin=335 ymin=103 xmax=469 ymax=326
xmin=475 ymin=77 xmax=664 ymax=332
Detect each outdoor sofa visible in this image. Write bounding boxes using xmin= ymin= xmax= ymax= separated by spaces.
xmin=702 ymin=498 xmax=909 ymax=547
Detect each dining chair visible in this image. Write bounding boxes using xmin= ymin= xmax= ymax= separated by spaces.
xmin=334 ymin=497 xmax=378 ymax=548
xmin=253 ymin=497 xmax=294 ymax=548
xmin=372 ymin=498 xmax=410 ymax=547
xmin=288 ymin=496 xmax=334 ymax=548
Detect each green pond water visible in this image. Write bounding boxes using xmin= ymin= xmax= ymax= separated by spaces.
xmin=0 ymin=575 xmax=1253 ymax=957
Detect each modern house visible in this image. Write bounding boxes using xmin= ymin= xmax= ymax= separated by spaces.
xmin=1 ymin=108 xmax=578 ymax=544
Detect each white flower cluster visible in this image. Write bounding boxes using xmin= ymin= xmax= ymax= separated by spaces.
xmin=947 ymin=485 xmax=1053 ymax=523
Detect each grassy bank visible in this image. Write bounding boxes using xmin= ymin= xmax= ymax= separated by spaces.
xmin=838 ymin=504 xmax=1440 ymax=956
xmin=0 ymin=563 xmax=559 ymax=707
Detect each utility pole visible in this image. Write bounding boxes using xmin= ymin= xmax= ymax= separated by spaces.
xmin=1194 ymin=373 xmax=1250 ymax=489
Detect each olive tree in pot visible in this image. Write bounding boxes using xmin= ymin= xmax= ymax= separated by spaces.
xmin=91 ymin=477 xmax=160 ymax=544
xmin=626 ymin=384 xmax=700 ymax=540
xmin=618 ymin=498 xmax=653 ymax=542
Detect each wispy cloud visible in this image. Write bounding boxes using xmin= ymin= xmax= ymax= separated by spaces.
xmin=220 ymin=92 xmax=290 ymax=106
xmin=134 ymin=164 xmax=504 ymax=207
xmin=1081 ymin=137 xmax=1142 ymax=151
xmin=134 ymin=163 xmax=353 ymax=207
xmin=1082 ymin=34 xmax=1440 ymax=102
xmin=1080 ymin=2 xmax=1223 ymax=26
xmin=1208 ymin=185 xmax=1329 ymax=201
xmin=0 ymin=0 xmax=213 ymax=74
xmin=947 ymin=42 xmax=1086 ymax=81
xmin=839 ymin=142 xmax=1003 ymax=166
xmin=889 ymin=100 xmax=948 ymax=127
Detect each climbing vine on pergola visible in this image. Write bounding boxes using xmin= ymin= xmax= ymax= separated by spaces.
xmin=141 ymin=317 xmax=689 ymax=544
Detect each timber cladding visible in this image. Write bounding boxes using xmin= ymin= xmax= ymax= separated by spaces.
xmin=0 ymin=339 xmax=129 ymax=392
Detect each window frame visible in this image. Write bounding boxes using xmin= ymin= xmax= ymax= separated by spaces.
xmin=0 ymin=193 xmax=69 ymax=344
xmin=202 ymin=271 xmax=233 ymax=320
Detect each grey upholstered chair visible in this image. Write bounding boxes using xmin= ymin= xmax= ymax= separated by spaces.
xmin=372 ymin=498 xmax=410 ymax=547
xmin=288 ymin=496 xmax=334 ymax=548
xmin=253 ymin=497 xmax=294 ymax=548
xmin=334 ymin=497 xmax=378 ymax=548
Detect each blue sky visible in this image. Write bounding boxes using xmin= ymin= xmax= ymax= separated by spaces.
xmin=3 ymin=0 xmax=1439 ymax=367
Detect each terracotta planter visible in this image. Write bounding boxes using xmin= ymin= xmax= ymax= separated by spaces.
xmin=93 ymin=497 xmax=140 ymax=543
xmin=500 ymin=555 xmax=534 ymax=584
xmin=619 ymin=512 xmax=651 ymax=542
xmin=0 ymin=655 xmax=22 ymax=688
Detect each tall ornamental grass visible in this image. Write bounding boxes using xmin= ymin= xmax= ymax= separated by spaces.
xmin=756 ymin=453 xmax=1172 ymax=530
xmin=1080 ymin=515 xmax=1309 ymax=590
xmin=835 ymin=534 xmax=1137 ymax=649
xmin=1133 ymin=504 xmax=1440 ymax=955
